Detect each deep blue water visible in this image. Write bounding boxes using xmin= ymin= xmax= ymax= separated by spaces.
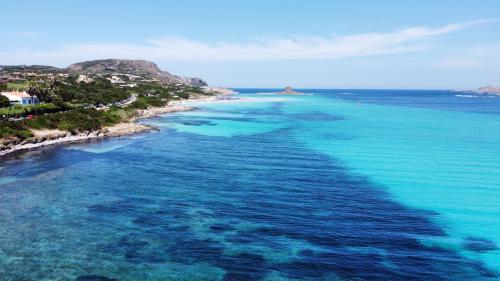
xmin=235 ymin=88 xmax=500 ymax=115
xmin=0 ymin=89 xmax=499 ymax=280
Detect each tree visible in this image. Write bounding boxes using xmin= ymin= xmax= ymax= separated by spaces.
xmin=36 ymin=88 xmax=50 ymax=102
xmin=0 ymin=83 xmax=8 ymax=92
xmin=0 ymin=94 xmax=10 ymax=108
xmin=26 ymin=83 xmax=52 ymax=104
xmin=26 ymin=86 xmax=37 ymax=105
xmin=51 ymin=95 xmax=66 ymax=108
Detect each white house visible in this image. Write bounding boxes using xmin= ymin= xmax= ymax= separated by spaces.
xmin=106 ymin=75 xmax=124 ymax=84
xmin=1 ymin=91 xmax=39 ymax=106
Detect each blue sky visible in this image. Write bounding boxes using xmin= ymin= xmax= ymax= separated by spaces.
xmin=1 ymin=0 xmax=499 ymax=89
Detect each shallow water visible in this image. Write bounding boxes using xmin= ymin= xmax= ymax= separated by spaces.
xmin=0 ymin=89 xmax=499 ymax=280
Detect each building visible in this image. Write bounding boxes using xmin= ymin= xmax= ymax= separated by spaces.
xmin=0 ymin=91 xmax=39 ymax=105
xmin=10 ymin=72 xmax=24 ymax=79
xmin=76 ymin=74 xmax=94 ymax=83
xmin=121 ymin=83 xmax=138 ymax=88
xmin=106 ymin=75 xmax=124 ymax=84
xmin=8 ymin=77 xmax=27 ymax=83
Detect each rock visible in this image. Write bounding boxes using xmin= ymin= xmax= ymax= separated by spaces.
xmin=103 ymin=123 xmax=154 ymax=137
xmin=182 ymin=77 xmax=208 ymax=87
xmin=202 ymin=87 xmax=237 ymax=95
xmin=474 ymin=85 xmax=500 ymax=95
xmin=276 ymin=86 xmax=303 ymax=95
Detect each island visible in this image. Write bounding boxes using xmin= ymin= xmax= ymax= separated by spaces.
xmin=0 ymin=59 xmax=230 ymax=156
xmin=473 ymin=85 xmax=500 ymax=95
xmin=275 ymin=86 xmax=303 ymax=95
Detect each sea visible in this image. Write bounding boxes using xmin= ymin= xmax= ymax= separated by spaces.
xmin=0 ymin=89 xmax=499 ymax=281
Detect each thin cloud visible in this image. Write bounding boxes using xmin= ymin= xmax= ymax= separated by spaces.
xmin=436 ymin=57 xmax=487 ymax=68
xmin=0 ymin=20 xmax=489 ymax=66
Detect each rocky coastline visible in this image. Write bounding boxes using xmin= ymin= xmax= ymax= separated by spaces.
xmin=0 ymin=104 xmax=195 ymax=157
xmin=0 ymin=91 xmax=257 ymax=157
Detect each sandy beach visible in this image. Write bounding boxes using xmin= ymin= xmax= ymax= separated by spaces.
xmin=176 ymin=95 xmax=289 ymax=105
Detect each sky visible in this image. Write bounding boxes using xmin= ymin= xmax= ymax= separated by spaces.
xmin=1 ymin=0 xmax=499 ymax=89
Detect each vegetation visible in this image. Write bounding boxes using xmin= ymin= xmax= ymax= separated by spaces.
xmin=0 ymin=73 xmax=210 ymax=141
xmin=0 ymin=105 xmax=139 ymax=138
xmin=0 ymin=95 xmax=9 ymax=108
xmin=0 ymin=103 xmax=64 ymax=119
xmin=6 ymin=82 xmax=27 ymax=91
xmin=0 ymin=121 xmax=33 ymax=140
xmin=51 ymin=77 xmax=130 ymax=105
xmin=28 ymin=108 xmax=121 ymax=133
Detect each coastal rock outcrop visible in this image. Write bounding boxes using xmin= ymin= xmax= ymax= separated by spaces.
xmin=102 ymin=123 xmax=156 ymax=137
xmin=202 ymin=87 xmax=237 ymax=95
xmin=181 ymin=77 xmax=209 ymax=87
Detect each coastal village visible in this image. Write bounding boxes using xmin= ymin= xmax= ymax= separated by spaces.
xmin=0 ymin=62 xmax=235 ymax=109
xmin=0 ymin=59 xmax=233 ymax=156
xmin=0 ymin=70 xmax=57 ymax=106
xmin=1 ymin=69 xmax=179 ymax=107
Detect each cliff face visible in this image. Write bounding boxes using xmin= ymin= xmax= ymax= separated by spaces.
xmin=66 ymin=59 xmax=207 ymax=87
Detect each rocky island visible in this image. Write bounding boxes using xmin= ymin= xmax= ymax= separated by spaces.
xmin=473 ymin=85 xmax=500 ymax=95
xmin=275 ymin=86 xmax=303 ymax=95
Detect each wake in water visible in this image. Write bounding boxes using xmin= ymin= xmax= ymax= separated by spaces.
xmin=455 ymin=94 xmax=479 ymax=98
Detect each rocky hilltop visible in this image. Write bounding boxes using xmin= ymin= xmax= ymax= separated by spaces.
xmin=66 ymin=59 xmax=207 ymax=87
xmin=2 ymin=59 xmax=207 ymax=87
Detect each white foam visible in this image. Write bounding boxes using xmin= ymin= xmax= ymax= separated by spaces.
xmin=66 ymin=143 xmax=128 ymax=154
xmin=455 ymin=94 xmax=478 ymax=98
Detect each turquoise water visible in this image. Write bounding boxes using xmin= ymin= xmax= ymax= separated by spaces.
xmin=286 ymin=93 xmax=500 ymax=270
xmin=0 ymin=89 xmax=499 ymax=280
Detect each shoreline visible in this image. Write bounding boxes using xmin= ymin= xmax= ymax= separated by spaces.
xmin=0 ymin=104 xmax=195 ymax=158
xmin=0 ymin=94 xmax=283 ymax=158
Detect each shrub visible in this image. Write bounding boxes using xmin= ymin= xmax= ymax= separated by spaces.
xmin=0 ymin=95 xmax=10 ymax=108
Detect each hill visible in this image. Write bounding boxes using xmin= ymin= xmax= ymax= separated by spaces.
xmin=0 ymin=65 xmax=62 ymax=74
xmin=66 ymin=59 xmax=207 ymax=87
